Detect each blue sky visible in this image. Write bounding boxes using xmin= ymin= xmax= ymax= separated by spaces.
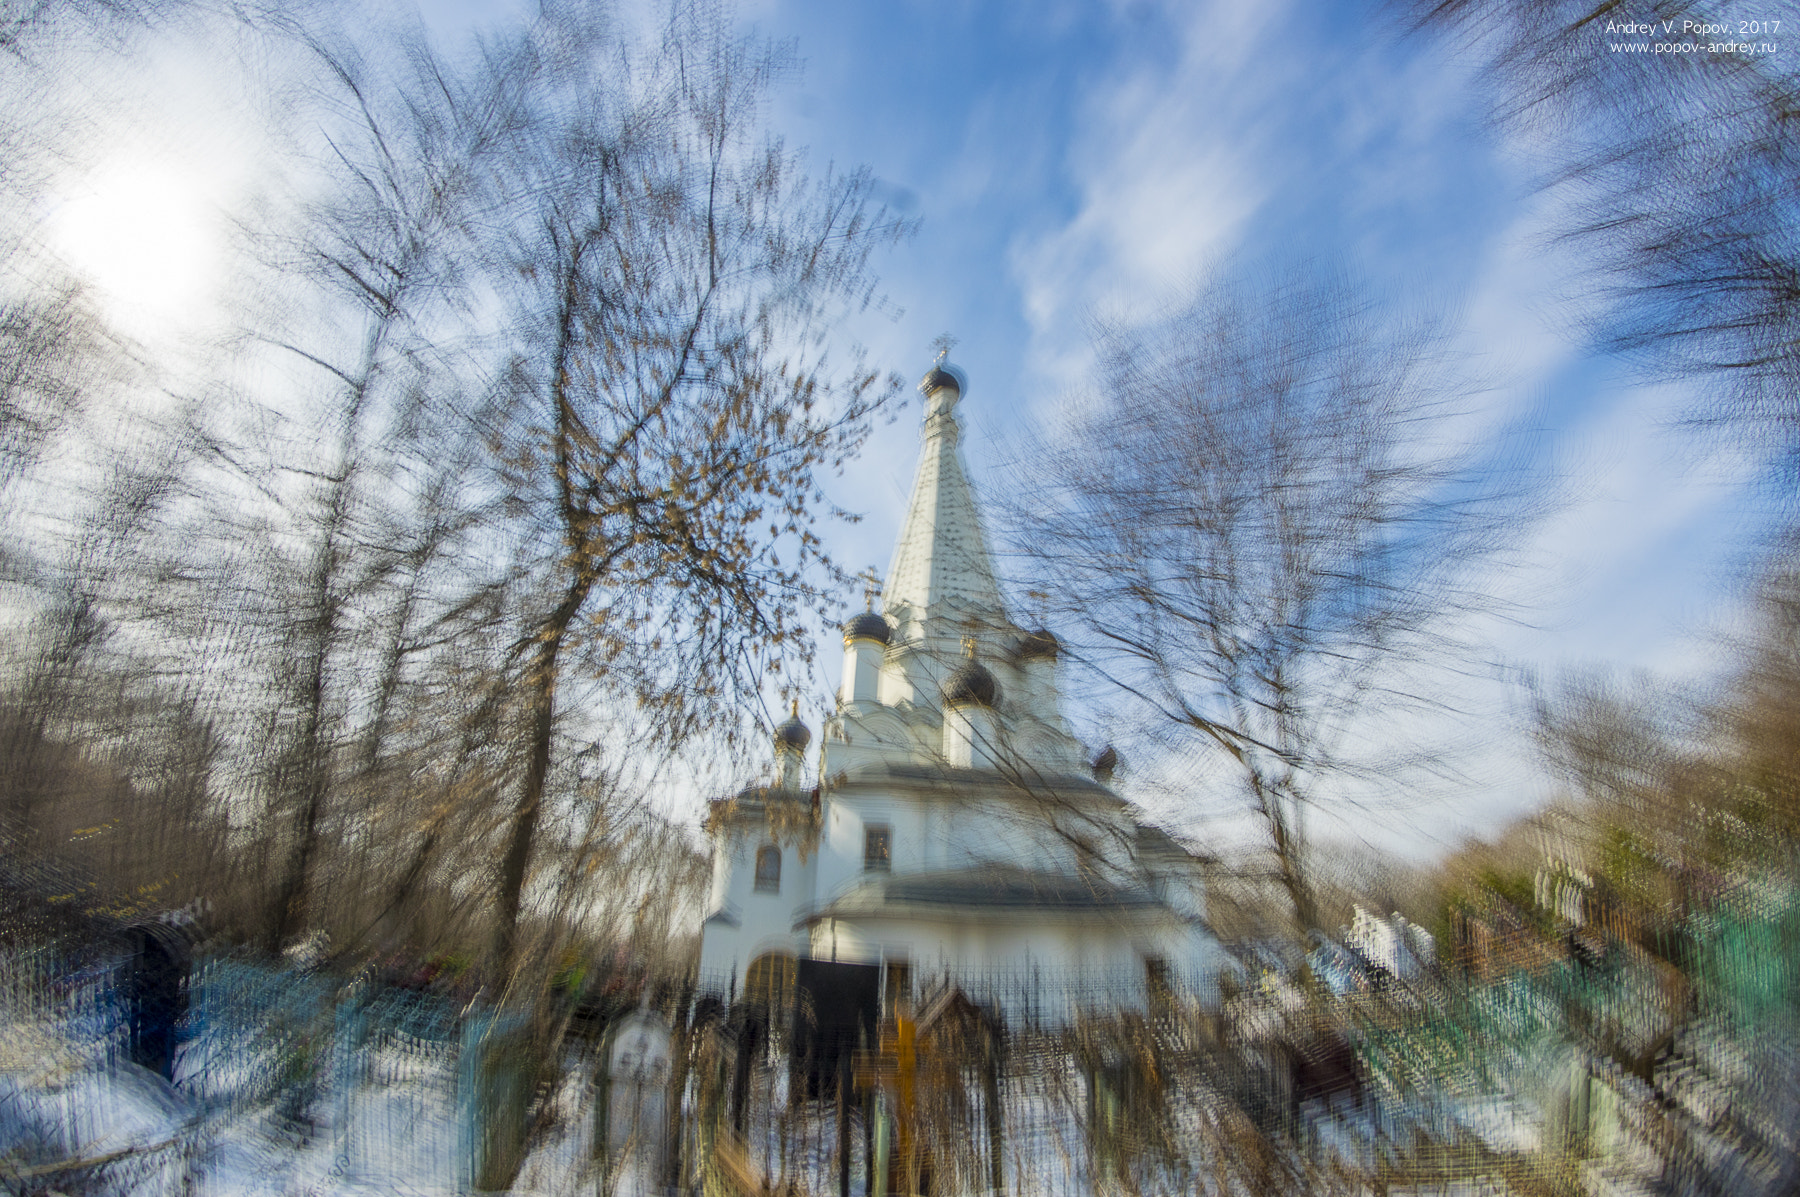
xmin=34 ymin=0 xmax=1770 ymax=859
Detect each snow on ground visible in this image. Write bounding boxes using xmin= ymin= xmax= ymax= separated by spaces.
xmin=0 ymin=960 xmax=617 ymax=1196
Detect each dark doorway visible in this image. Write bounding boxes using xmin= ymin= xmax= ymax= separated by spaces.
xmin=790 ymin=958 xmax=879 ymax=1099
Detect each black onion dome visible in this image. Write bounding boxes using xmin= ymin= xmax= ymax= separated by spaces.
xmin=843 ymin=611 xmax=892 ymax=645
xmin=920 ymin=364 xmax=961 ymax=395
xmin=774 ymin=711 xmax=811 ymax=750
xmin=1013 ymin=628 xmax=1060 ymax=662
xmin=943 ymin=658 xmax=998 ymax=708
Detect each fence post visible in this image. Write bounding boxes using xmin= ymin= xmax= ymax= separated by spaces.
xmin=864 ymin=1071 xmax=876 ymax=1197
xmin=330 ymin=986 xmax=365 ymax=1175
xmin=983 ymin=1026 xmax=1004 ymax=1195
xmin=665 ymin=988 xmax=692 ymax=1192
xmin=729 ymin=1011 xmax=759 ymax=1135
xmin=871 ymin=1093 xmax=890 ymax=1197
xmin=591 ymin=1023 xmax=613 ymax=1172
xmin=458 ymin=1008 xmax=538 ymax=1192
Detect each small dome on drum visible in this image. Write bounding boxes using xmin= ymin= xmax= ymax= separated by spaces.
xmin=943 ymin=657 xmax=998 ymax=708
xmin=774 ymin=706 xmax=811 ymax=751
xmin=843 ymin=611 xmax=892 ymax=645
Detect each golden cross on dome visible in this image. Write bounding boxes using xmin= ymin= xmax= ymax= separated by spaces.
xmin=856 ymin=567 xmax=881 ymax=611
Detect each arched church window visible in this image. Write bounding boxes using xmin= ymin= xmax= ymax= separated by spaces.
xmin=864 ymin=826 xmax=891 ymax=872
xmin=754 ymin=845 xmax=781 ymax=893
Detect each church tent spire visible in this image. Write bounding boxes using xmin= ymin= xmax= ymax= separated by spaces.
xmin=882 ymin=358 xmax=1009 ymax=652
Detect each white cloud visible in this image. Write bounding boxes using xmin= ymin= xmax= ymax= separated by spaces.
xmin=1008 ymin=0 xmax=1290 ymax=387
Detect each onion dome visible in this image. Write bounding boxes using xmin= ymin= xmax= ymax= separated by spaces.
xmin=843 ymin=611 xmax=892 ymax=645
xmin=920 ymin=363 xmax=960 ymax=396
xmin=774 ymin=702 xmax=811 ymax=751
xmin=943 ymin=657 xmax=998 ymax=708
xmin=1013 ymin=628 xmax=1060 ymax=662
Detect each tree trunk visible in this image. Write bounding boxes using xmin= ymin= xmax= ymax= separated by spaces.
xmin=493 ymin=577 xmax=590 ymax=983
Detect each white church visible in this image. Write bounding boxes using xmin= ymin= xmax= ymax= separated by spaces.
xmin=697 ymin=359 xmax=1226 ymax=1026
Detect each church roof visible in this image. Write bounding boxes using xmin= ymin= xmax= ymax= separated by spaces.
xmin=796 ymin=864 xmax=1160 ymax=926
xmin=1135 ymin=822 xmax=1215 ymax=864
xmin=831 ymin=759 xmax=1121 ymax=801
xmin=883 ymin=361 xmax=1008 ymax=638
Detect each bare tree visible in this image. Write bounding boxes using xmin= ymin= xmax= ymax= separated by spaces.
xmin=160 ymin=16 xmax=510 ymax=953
xmin=67 ymin=8 xmax=571 ymax=965
xmin=1400 ymin=0 xmax=1800 ymax=492
xmin=1517 ymin=528 xmax=1800 ymax=891
xmin=1712 ymin=550 xmax=1800 ymax=841
xmin=0 ymin=401 xmax=217 ymax=918
xmin=0 ymin=286 xmax=113 ymax=498
xmin=0 ymin=0 xmax=270 ymax=950
xmin=0 ymin=0 xmax=179 ymax=60
xmin=477 ymin=0 xmax=907 ymax=984
xmin=1003 ymin=266 xmax=1526 ymax=934
xmin=0 ymin=0 xmax=906 ymax=998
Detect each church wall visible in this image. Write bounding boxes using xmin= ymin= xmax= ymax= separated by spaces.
xmin=705 ymin=837 xmax=732 ymax=912
xmin=817 ymin=912 xmax=1161 ymax=978
xmin=697 ymin=821 xmax=814 ymax=987
xmin=996 ymin=657 xmax=1055 ymax=730
xmin=699 ymin=791 xmax=1217 ymax=997
xmin=938 ymin=805 xmax=1072 ymax=873
xmin=813 ymin=791 xmax=929 ymax=901
xmin=876 ymin=640 xmax=921 ymax=707
xmin=815 ymin=790 xmax=1090 ymax=901
xmin=808 ymin=914 xmax=1166 ymax=1021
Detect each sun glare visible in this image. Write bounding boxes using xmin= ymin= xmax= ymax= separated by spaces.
xmin=50 ymin=158 xmax=221 ymax=335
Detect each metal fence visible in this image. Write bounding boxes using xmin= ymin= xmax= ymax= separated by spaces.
xmin=1 ymin=950 xmax=605 ymax=1195
xmin=4 ymin=893 xmax=1796 ymax=1197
